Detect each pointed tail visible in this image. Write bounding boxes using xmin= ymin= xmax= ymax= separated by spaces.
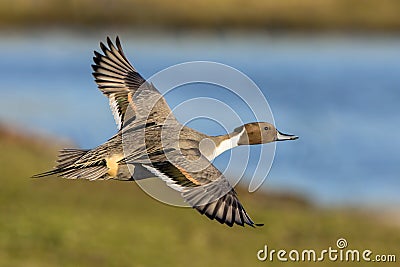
xmin=32 ymin=148 xmax=109 ymax=180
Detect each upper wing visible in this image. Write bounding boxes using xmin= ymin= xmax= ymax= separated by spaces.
xmin=142 ymin=158 xmax=262 ymax=227
xmin=92 ymin=37 xmax=173 ymax=130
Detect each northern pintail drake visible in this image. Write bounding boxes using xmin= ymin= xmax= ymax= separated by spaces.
xmin=34 ymin=37 xmax=298 ymax=227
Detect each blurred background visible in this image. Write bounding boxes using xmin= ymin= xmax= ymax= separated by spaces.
xmin=0 ymin=0 xmax=399 ymax=266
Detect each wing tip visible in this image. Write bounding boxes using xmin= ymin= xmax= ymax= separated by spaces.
xmin=193 ymin=193 xmax=263 ymax=228
xmin=106 ymin=36 xmax=114 ymax=50
xmin=116 ymin=36 xmax=122 ymax=50
xmin=99 ymin=41 xmax=107 ymax=53
xmin=205 ymin=210 xmax=262 ymax=228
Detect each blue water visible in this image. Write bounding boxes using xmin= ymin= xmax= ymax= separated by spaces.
xmin=1 ymin=30 xmax=399 ymax=207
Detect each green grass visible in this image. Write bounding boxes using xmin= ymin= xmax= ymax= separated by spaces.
xmin=1 ymin=0 xmax=400 ymax=31
xmin=0 ymin=127 xmax=399 ymax=266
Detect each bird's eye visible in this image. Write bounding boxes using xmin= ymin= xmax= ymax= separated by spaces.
xmin=264 ymin=126 xmax=269 ymax=130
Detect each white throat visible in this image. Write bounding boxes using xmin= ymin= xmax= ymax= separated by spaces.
xmin=211 ymin=127 xmax=245 ymax=160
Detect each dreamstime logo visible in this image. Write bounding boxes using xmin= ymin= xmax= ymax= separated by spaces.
xmin=257 ymin=238 xmax=397 ymax=263
xmin=121 ymin=61 xmax=276 ymax=207
xmin=336 ymin=238 xmax=348 ymax=249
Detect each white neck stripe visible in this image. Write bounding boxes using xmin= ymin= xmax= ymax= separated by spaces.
xmin=212 ymin=127 xmax=245 ymax=160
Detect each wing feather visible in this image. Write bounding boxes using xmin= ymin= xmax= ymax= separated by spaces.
xmin=92 ymin=37 xmax=146 ymax=130
xmin=142 ymin=159 xmax=261 ymax=227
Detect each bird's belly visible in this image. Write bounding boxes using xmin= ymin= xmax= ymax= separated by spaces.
xmin=116 ymin=163 xmax=155 ymax=180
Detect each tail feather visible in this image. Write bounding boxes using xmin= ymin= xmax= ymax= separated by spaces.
xmin=32 ymin=168 xmax=65 ymax=178
xmin=56 ymin=148 xmax=89 ymax=168
xmin=60 ymin=166 xmax=109 ymax=180
xmin=32 ymin=148 xmax=109 ymax=180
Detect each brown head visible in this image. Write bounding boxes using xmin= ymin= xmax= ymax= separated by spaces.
xmin=234 ymin=122 xmax=298 ymax=145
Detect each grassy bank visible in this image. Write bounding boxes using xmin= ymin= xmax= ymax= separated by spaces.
xmin=0 ymin=125 xmax=399 ymax=266
xmin=1 ymin=0 xmax=400 ymax=32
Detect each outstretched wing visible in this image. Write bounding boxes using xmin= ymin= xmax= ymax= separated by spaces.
xmin=92 ymin=37 xmax=173 ymax=130
xmin=142 ymin=159 xmax=262 ymax=227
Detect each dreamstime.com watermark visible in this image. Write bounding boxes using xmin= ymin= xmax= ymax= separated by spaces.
xmin=257 ymin=238 xmax=397 ymax=263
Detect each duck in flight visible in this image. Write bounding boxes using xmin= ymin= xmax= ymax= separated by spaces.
xmin=34 ymin=37 xmax=298 ymax=227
